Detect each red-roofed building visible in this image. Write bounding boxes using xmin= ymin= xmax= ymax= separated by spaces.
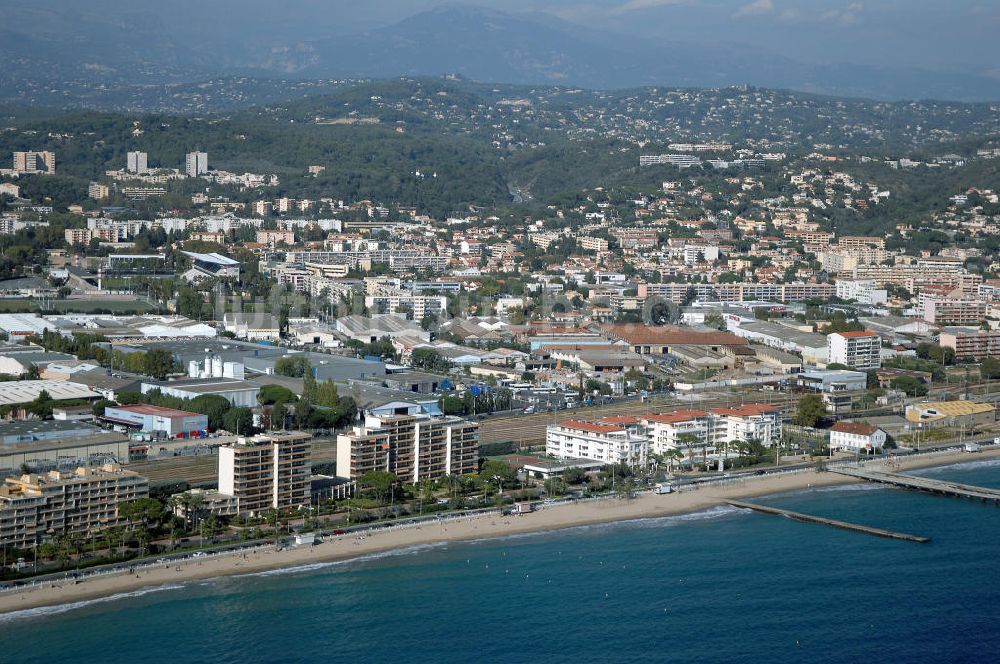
xmin=829 ymin=421 xmax=886 ymax=452
xmin=709 ymin=403 xmax=782 ymax=446
xmin=547 ymin=419 xmax=647 ymax=467
xmin=102 ymin=404 xmax=209 ymax=438
xmin=641 ymin=410 xmax=711 ymax=457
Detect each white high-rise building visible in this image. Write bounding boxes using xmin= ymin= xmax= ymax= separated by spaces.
xmin=127 ymin=151 xmax=148 ymax=174
xmin=827 ymin=331 xmax=881 ymax=369
xmin=185 ymin=151 xmax=209 ymax=177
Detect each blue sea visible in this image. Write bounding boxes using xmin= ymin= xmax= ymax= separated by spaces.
xmin=3 ymin=459 xmax=1000 ymax=663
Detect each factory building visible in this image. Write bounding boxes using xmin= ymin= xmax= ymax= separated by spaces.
xmin=102 ymin=404 xmax=209 ymax=438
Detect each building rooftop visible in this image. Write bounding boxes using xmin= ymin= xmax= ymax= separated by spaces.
xmin=110 ymin=404 xmax=203 ymax=418
xmin=554 ymin=420 xmax=625 ymax=434
xmin=182 ymin=251 xmax=240 ymax=266
xmin=830 ymin=421 xmax=880 ymax=436
xmin=832 ymin=330 xmax=878 ymax=339
xmin=710 ymin=404 xmax=779 ymax=417
xmin=642 ymin=409 xmax=710 ymax=424
xmin=0 ymin=380 xmax=100 ymax=406
xmin=602 ymin=324 xmax=748 ymax=347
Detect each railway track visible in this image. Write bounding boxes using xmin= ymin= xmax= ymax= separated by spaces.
xmin=130 ymin=439 xmax=339 ymax=485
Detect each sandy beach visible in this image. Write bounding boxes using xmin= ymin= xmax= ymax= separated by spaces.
xmin=3 ymin=448 xmax=998 ymax=616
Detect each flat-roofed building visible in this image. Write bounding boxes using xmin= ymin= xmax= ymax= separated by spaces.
xmin=828 ymin=331 xmax=881 ymax=369
xmin=939 ymin=327 xmax=1000 ymax=360
xmin=102 ymin=404 xmax=209 ymax=437
xmin=218 ymin=433 xmax=312 ymax=515
xmin=923 ymin=298 xmax=987 ymax=326
xmin=140 ymin=377 xmax=260 ymax=408
xmin=337 ymin=413 xmax=479 ymax=483
xmin=0 ymin=463 xmax=147 ymax=548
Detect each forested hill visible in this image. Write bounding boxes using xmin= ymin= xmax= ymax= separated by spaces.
xmin=2 ymin=79 xmax=1000 ymax=219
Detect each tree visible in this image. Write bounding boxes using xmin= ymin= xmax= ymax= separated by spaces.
xmin=793 ymin=394 xmax=827 ymax=428
xmin=480 ymin=459 xmax=518 ymax=493
xmin=361 ymin=471 xmax=399 ymax=504
xmin=562 ymin=466 xmax=588 ymax=485
xmin=274 ymin=355 xmax=312 ymax=378
xmin=27 ymin=389 xmax=54 ymax=419
xmin=890 ymin=376 xmax=928 ymax=397
xmin=223 ymin=407 xmax=255 ymax=435
xmin=92 ymin=398 xmax=113 ymax=417
xmin=981 ymin=358 xmax=1000 ymax=380
xmin=543 ymin=477 xmax=568 ymax=496
xmin=188 ymin=394 xmax=232 ymax=431
xmin=258 ymin=384 xmax=298 ymax=405
xmin=142 ymin=349 xmax=176 ymax=380
xmin=704 ymin=312 xmax=726 ymax=330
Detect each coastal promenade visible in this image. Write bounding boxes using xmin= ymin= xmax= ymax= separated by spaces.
xmin=3 ymin=446 xmax=998 ymax=616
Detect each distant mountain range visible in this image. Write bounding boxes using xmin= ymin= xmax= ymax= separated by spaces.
xmin=3 ymin=3 xmax=1000 ymax=105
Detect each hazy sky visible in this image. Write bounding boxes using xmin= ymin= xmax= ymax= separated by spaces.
xmin=319 ymin=0 xmax=1000 ymax=73
xmin=14 ymin=0 xmax=1000 ymax=76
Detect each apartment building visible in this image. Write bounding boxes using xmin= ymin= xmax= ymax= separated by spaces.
xmin=545 ymin=419 xmax=648 ymax=467
xmin=185 ymin=151 xmax=208 ymax=177
xmin=638 ymin=154 xmax=702 ymax=168
xmin=923 ymin=298 xmax=987 ymax=326
xmin=610 ymin=228 xmax=658 ymax=249
xmin=838 ymin=236 xmax=886 ymax=250
xmin=88 ymin=182 xmax=110 ymax=200
xmin=336 ymin=414 xmax=479 ymax=483
xmin=579 ymin=236 xmax=610 ymax=252
xmin=709 ymin=405 xmax=782 ymax=447
xmin=13 ymin=150 xmax=56 ymax=175
xmin=939 ymin=327 xmax=1000 ymax=360
xmin=828 ymin=331 xmax=881 ymax=369
xmin=0 ymin=464 xmax=148 ymax=548
xmin=256 ymin=229 xmax=295 ymax=246
xmin=836 ymin=279 xmax=888 ymax=305
xmin=641 ymin=410 xmax=712 ymax=456
xmin=218 ymin=434 xmax=312 ymax=515
xmin=127 ymin=151 xmax=148 ymax=174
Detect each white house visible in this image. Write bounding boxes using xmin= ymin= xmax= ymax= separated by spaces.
xmin=829 ymin=421 xmax=887 ymax=452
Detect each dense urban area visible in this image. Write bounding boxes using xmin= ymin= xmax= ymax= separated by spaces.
xmin=2 ymin=76 xmax=1000 ymax=580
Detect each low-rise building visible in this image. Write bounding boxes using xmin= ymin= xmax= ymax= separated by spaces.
xmin=102 ymin=404 xmax=209 ymax=438
xmin=829 ymin=421 xmax=887 ymax=452
xmin=904 ymin=401 xmax=996 ymax=429
xmin=222 ymin=313 xmax=281 ymax=342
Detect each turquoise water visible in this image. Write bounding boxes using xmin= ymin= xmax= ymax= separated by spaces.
xmin=3 ymin=459 xmax=1000 ymax=663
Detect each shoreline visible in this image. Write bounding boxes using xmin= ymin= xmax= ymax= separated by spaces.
xmin=3 ymin=447 xmax=999 ymax=617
